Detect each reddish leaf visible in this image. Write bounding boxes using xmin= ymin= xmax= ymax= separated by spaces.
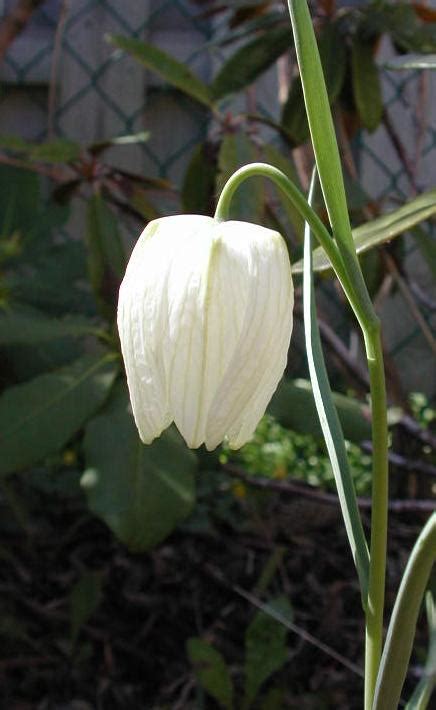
xmin=412 ymin=3 xmax=436 ymax=23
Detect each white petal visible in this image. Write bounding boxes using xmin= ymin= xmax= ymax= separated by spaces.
xmin=117 ymin=218 xmax=173 ymax=443
xmin=204 ymin=222 xmax=293 ymax=451
xmin=162 ymin=217 xmax=249 ymax=448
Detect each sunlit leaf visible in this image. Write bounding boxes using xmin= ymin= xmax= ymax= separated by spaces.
xmin=292 ymin=189 xmax=436 ymax=274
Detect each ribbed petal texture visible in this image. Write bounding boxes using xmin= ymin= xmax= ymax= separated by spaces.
xmin=117 ymin=215 xmax=294 ymax=450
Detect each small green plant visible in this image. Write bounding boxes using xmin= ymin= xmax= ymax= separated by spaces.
xmin=187 ymin=597 xmax=292 ymax=710
xmin=220 ymin=414 xmax=373 ymax=496
xmin=410 ymin=393 xmax=436 ymax=429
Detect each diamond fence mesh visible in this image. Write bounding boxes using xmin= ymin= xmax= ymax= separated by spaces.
xmin=1 ymin=0 xmax=435 ymax=399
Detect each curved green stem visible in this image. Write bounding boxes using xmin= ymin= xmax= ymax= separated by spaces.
xmin=214 ymin=163 xmax=373 ymax=335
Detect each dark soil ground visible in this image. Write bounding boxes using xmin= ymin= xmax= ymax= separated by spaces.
xmin=0 ymin=470 xmax=431 ymax=710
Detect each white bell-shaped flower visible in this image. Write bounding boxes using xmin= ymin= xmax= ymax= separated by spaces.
xmin=117 ymin=215 xmax=294 ymax=451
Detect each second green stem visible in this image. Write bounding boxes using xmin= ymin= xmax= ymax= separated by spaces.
xmin=364 ymin=327 xmax=389 ymax=709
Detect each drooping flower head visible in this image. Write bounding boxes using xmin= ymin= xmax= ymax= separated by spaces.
xmin=117 ymin=215 xmax=293 ymax=450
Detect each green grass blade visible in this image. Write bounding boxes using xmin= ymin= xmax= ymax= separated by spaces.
xmin=373 ymin=514 xmax=436 ymax=710
xmin=303 ymin=174 xmax=369 ymax=608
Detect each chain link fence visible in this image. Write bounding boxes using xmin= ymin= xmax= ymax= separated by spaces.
xmin=1 ymin=0 xmax=435 ymax=399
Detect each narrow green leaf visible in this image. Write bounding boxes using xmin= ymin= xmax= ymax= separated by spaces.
xmin=292 ymin=188 xmax=436 ymax=274
xmin=187 ymin=638 xmax=233 ymax=710
xmin=70 ymin=572 xmax=103 ymax=646
xmin=405 ymin=592 xmax=436 ymax=709
xmin=351 ymin=39 xmax=383 ymax=133
xmin=373 ymin=513 xmax=436 ymax=710
xmin=109 ymin=35 xmax=213 ymax=108
xmin=86 ymin=193 xmax=126 ymax=315
xmin=302 ymin=174 xmax=369 ymax=606
xmin=268 ymin=378 xmax=371 ymax=444
xmin=211 ymin=26 xmax=292 ymax=100
xmin=385 ymin=53 xmax=436 ymax=70
xmin=82 ymin=385 xmax=197 ymax=552
xmin=182 ymin=142 xmax=217 ymax=215
xmin=0 ymin=307 xmax=99 ymax=345
xmin=0 ymin=351 xmax=118 ymax=476
xmin=243 ymin=597 xmax=291 ymax=709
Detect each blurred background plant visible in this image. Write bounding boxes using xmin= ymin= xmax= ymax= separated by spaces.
xmin=0 ymin=1 xmax=435 ymax=707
